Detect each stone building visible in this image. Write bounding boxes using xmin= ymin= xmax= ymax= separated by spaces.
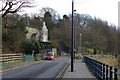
xmin=26 ymin=22 xmax=48 ymax=42
xmin=40 ymin=22 xmax=48 ymax=42
xmin=26 ymin=27 xmax=40 ymax=41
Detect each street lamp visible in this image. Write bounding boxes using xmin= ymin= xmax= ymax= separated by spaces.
xmin=73 ymin=9 xmax=76 ymax=60
xmin=80 ymin=34 xmax=82 ymax=54
xmin=71 ymin=0 xmax=74 ymax=72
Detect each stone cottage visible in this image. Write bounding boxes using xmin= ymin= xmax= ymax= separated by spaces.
xmin=26 ymin=22 xmax=48 ymax=42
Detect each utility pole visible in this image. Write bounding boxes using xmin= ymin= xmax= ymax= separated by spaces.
xmin=71 ymin=0 xmax=74 ymax=72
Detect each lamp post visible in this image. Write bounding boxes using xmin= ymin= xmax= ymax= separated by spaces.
xmin=71 ymin=0 xmax=74 ymax=72
xmin=73 ymin=10 xmax=76 ymax=59
xmin=80 ymin=34 xmax=82 ymax=54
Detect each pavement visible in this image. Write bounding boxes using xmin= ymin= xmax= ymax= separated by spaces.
xmin=62 ymin=59 xmax=96 ymax=80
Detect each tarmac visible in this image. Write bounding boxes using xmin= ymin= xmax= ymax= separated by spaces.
xmin=0 ymin=58 xmax=96 ymax=80
xmin=62 ymin=59 xmax=96 ymax=80
xmin=0 ymin=61 xmax=40 ymax=73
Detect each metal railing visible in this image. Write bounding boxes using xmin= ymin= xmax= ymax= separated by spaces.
xmin=84 ymin=56 xmax=120 ymax=80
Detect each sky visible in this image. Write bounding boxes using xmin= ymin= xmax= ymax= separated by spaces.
xmin=16 ymin=0 xmax=120 ymax=26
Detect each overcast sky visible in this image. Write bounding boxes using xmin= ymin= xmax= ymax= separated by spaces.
xmin=20 ymin=0 xmax=119 ymax=26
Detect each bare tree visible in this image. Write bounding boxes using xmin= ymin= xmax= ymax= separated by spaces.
xmin=0 ymin=0 xmax=35 ymax=18
xmin=39 ymin=7 xmax=60 ymax=21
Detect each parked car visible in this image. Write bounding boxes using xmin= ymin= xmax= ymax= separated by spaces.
xmin=44 ymin=52 xmax=56 ymax=60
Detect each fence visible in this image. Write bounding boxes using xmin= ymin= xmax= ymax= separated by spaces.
xmin=0 ymin=53 xmax=23 ymax=63
xmin=84 ymin=56 xmax=120 ymax=80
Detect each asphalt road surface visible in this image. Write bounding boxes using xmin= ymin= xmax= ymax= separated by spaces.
xmin=2 ymin=57 xmax=70 ymax=80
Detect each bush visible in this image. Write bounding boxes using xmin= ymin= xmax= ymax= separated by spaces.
xmin=22 ymin=40 xmax=34 ymax=54
xmin=75 ymin=54 xmax=83 ymax=59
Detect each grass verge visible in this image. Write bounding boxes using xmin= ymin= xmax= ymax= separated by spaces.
xmin=0 ymin=60 xmax=24 ymax=67
xmin=75 ymin=54 xmax=83 ymax=60
xmin=92 ymin=55 xmax=119 ymax=68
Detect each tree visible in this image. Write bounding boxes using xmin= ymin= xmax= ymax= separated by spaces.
xmin=81 ymin=17 xmax=118 ymax=54
xmin=22 ymin=40 xmax=34 ymax=54
xmin=28 ymin=14 xmax=43 ymax=29
xmin=2 ymin=14 xmax=26 ymax=53
xmin=63 ymin=14 xmax=69 ymax=20
xmin=44 ymin=11 xmax=52 ymax=22
xmin=0 ymin=0 xmax=35 ymax=18
xmin=39 ymin=7 xmax=60 ymax=22
xmin=79 ymin=14 xmax=92 ymax=28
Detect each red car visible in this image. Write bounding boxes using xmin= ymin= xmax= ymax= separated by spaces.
xmin=44 ymin=52 xmax=56 ymax=60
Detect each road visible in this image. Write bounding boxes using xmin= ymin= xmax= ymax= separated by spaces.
xmin=2 ymin=57 xmax=70 ymax=80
